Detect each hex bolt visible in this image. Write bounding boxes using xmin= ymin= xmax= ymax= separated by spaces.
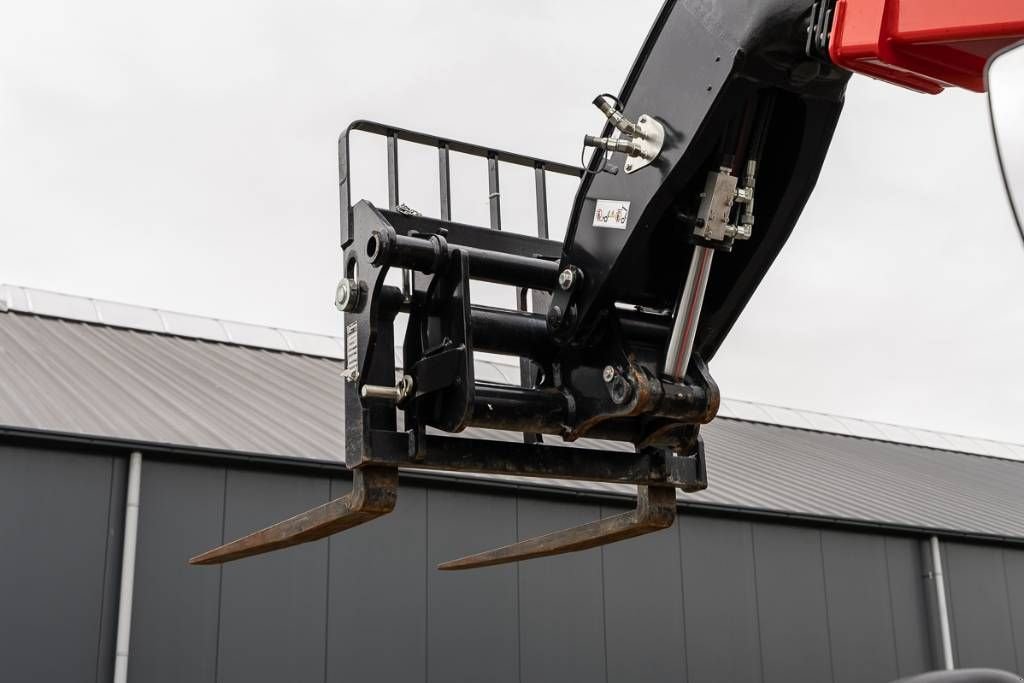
xmin=602 ymin=365 xmax=633 ymax=405
xmin=335 ymin=278 xmax=361 ymax=313
xmin=558 ymin=268 xmax=576 ymax=291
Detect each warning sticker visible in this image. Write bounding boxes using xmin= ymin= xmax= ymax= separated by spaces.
xmin=345 ymin=321 xmax=359 ymax=371
xmin=592 ymin=199 xmax=630 ymax=229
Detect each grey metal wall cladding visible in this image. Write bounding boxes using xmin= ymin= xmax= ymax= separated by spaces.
xmin=884 ymin=538 xmax=935 ymax=677
xmin=116 ymin=456 xmax=1006 ymax=683
xmin=7 ymin=446 xmax=1024 ymax=683
xmin=326 ymin=478 xmax=428 ymax=683
xmin=943 ymin=542 xmax=1024 ymax=672
xmin=0 ymin=445 xmax=124 ymax=683
xmin=129 ymin=459 xmax=224 ymax=683
xmin=217 ymin=469 xmax=331 ymax=683
xmin=5 ymin=310 xmax=1024 ymax=542
xmin=602 ymin=501 xmax=687 ymax=683
xmin=752 ymin=524 xmax=834 ymax=683
xmin=517 ymin=498 xmax=606 ymax=683
xmin=427 ymin=488 xmax=520 ymax=683
xmin=679 ymin=515 xmax=763 ymax=683
xmin=820 ymin=530 xmax=900 ymax=683
xmin=1006 ymin=552 xmax=1024 ymax=672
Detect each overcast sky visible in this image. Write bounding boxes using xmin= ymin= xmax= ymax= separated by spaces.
xmin=2 ymin=0 xmax=1022 ymax=443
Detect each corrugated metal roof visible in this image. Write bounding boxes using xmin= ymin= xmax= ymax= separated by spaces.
xmin=9 ymin=283 xmax=1022 ymax=459
xmin=0 ymin=283 xmax=348 ymax=359
xmin=9 ymin=282 xmax=1020 ymax=460
xmin=3 ymin=288 xmax=1024 ymax=540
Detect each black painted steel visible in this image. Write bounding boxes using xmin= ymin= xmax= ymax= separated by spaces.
xmin=438 ymin=144 xmax=452 ymax=221
xmin=386 ymin=132 xmax=399 ymax=210
xmin=487 ymin=154 xmax=501 ymax=230
xmin=534 ymin=164 xmax=549 ymax=240
xmin=471 ymin=306 xmax=554 ymax=359
xmin=556 ymin=0 xmax=850 ymax=360
xmin=465 ymin=382 xmax=568 ymax=432
xmin=382 ymin=210 xmax=562 ymax=257
xmin=368 ymin=225 xmax=559 ymax=291
xmin=317 ymin=0 xmax=856 ymax=568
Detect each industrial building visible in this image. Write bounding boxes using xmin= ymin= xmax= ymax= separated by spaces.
xmin=2 ymin=283 xmax=1023 ymax=683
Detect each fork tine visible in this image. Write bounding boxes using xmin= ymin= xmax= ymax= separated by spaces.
xmin=438 ymin=485 xmax=675 ymax=570
xmin=190 ymin=467 xmax=397 ymax=565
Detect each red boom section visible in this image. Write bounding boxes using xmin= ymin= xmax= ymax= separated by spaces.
xmin=829 ymin=0 xmax=1024 ymax=93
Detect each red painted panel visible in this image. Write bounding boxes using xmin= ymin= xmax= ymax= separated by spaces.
xmin=829 ymin=0 xmax=1024 ymax=94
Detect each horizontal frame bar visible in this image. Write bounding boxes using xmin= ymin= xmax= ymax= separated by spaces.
xmin=381 ymin=209 xmax=562 ymax=259
xmin=346 ymin=120 xmax=583 ymax=177
xmin=365 ymin=430 xmax=698 ymax=487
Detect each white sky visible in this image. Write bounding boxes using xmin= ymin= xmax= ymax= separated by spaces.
xmin=2 ymin=0 xmax=1022 ymax=442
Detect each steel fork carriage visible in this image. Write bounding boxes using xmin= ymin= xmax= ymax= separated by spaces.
xmin=193 ymin=121 xmax=717 ymax=570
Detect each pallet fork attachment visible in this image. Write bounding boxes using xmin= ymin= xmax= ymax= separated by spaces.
xmin=189 ymin=1 xmax=1024 ymax=572
xmin=192 ymin=0 xmax=866 ymax=570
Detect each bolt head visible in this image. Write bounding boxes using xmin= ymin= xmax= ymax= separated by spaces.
xmin=609 ymin=377 xmax=631 ymax=404
xmin=335 ymin=278 xmax=363 ymax=313
xmin=603 ymin=365 xmax=616 ymax=383
xmin=547 ymin=305 xmax=563 ymax=328
xmin=558 ymin=268 xmax=575 ymax=290
xmin=335 ymin=279 xmax=352 ymax=311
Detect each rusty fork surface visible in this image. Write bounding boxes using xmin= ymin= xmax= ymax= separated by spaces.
xmin=189 ymin=466 xmax=398 ymax=565
xmin=191 ymin=471 xmax=677 ymax=570
xmin=437 ymin=484 xmax=677 ymax=571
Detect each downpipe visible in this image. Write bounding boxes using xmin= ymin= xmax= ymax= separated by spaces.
xmin=929 ymin=536 xmax=955 ymax=671
xmin=113 ymin=451 xmax=142 ymax=683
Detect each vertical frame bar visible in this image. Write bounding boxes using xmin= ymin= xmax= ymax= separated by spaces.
xmin=386 ymin=131 xmax=411 ymax=294
xmin=518 ymin=285 xmax=541 ymax=444
xmin=534 ymin=164 xmax=549 ymax=240
xmin=487 ymin=154 xmax=501 ymax=230
xmin=338 ymin=132 xmax=354 ymax=246
xmin=520 ymin=165 xmax=549 ymax=443
xmin=387 ymin=132 xmax=400 ymax=210
xmin=439 ymin=144 xmax=452 ymax=221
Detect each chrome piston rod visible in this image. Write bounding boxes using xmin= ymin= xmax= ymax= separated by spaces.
xmin=663 ymin=245 xmax=714 ymax=381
